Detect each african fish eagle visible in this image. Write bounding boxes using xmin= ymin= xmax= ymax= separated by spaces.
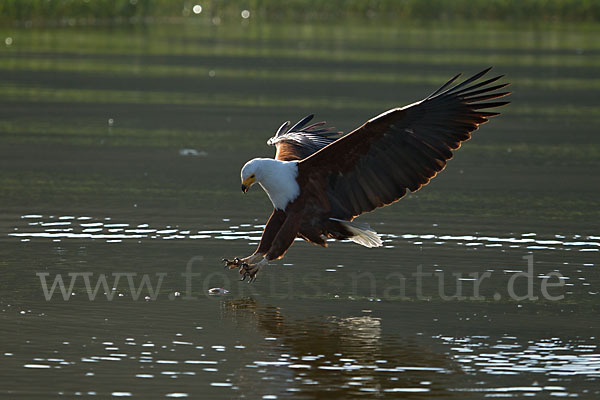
xmin=223 ymin=68 xmax=510 ymax=281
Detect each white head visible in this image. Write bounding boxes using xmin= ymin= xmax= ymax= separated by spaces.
xmin=239 ymin=158 xmax=301 ymax=210
xmin=240 ymin=158 xmax=265 ymax=193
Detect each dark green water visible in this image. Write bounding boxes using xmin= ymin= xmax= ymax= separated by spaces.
xmin=1 ymin=19 xmax=599 ymax=399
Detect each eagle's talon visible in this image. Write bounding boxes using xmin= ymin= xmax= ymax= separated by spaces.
xmin=240 ymin=271 xmax=256 ymax=283
xmin=224 ymin=255 xmax=266 ymax=282
xmin=238 ymin=259 xmax=265 ymax=283
xmin=244 ymin=269 xmax=258 ymax=283
xmin=223 ymin=257 xmax=244 ymax=269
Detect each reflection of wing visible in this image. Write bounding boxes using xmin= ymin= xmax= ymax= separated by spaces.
xmin=298 ymin=68 xmax=510 ymax=220
xmin=222 ymin=299 xmax=456 ymax=398
xmin=267 ymin=114 xmax=342 ymax=161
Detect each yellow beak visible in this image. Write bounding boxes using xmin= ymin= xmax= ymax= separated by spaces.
xmin=241 ymin=176 xmax=255 ymax=193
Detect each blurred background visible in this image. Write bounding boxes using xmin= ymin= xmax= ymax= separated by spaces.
xmin=0 ymin=0 xmax=598 ymax=221
xmin=1 ymin=1 xmax=599 ymax=398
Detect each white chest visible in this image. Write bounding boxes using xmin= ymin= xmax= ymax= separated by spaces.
xmin=258 ymin=161 xmax=300 ymax=210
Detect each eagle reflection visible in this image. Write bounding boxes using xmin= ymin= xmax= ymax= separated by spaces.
xmin=222 ymin=298 xmax=458 ymax=398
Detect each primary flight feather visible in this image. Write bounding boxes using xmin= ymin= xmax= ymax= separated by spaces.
xmin=224 ymin=68 xmax=510 ymax=282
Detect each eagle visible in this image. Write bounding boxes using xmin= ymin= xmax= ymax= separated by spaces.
xmin=223 ymin=68 xmax=510 ymax=282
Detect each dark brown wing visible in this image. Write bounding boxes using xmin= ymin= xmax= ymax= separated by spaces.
xmin=297 ymin=68 xmax=510 ymax=220
xmin=267 ymin=114 xmax=343 ymax=161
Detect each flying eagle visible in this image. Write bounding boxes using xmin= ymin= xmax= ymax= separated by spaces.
xmin=223 ymin=68 xmax=510 ymax=281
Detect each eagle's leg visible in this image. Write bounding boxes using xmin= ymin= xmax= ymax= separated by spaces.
xmin=225 ymin=212 xmax=299 ymax=283
xmin=223 ymin=210 xmax=286 ymax=272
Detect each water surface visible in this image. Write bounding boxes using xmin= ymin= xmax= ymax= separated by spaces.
xmin=1 ymin=19 xmax=599 ymax=399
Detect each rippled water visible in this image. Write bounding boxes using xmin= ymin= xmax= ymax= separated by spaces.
xmin=3 ymin=296 xmax=600 ymax=398
xmin=9 ymin=214 xmax=600 ymax=254
xmin=3 ymin=212 xmax=599 ymax=397
xmin=1 ymin=17 xmax=599 ymax=400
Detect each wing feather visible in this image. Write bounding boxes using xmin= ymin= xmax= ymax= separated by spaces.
xmin=297 ymin=68 xmax=510 ymax=220
xmin=267 ymin=114 xmax=343 ymax=161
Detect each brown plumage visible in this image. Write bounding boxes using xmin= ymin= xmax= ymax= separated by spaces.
xmin=225 ymin=68 xmax=510 ymax=281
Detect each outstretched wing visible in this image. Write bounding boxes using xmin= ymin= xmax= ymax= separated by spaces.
xmin=267 ymin=114 xmax=343 ymax=161
xmin=297 ymin=67 xmax=510 ymax=220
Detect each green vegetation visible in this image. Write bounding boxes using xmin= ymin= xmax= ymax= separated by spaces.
xmin=1 ymin=0 xmax=599 ymax=25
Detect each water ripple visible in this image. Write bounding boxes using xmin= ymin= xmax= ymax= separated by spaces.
xmin=441 ymin=335 xmax=600 ymax=377
xmin=8 ymin=215 xmax=600 ymax=256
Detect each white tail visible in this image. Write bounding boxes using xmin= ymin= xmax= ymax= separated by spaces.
xmin=330 ymin=218 xmax=383 ymax=248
